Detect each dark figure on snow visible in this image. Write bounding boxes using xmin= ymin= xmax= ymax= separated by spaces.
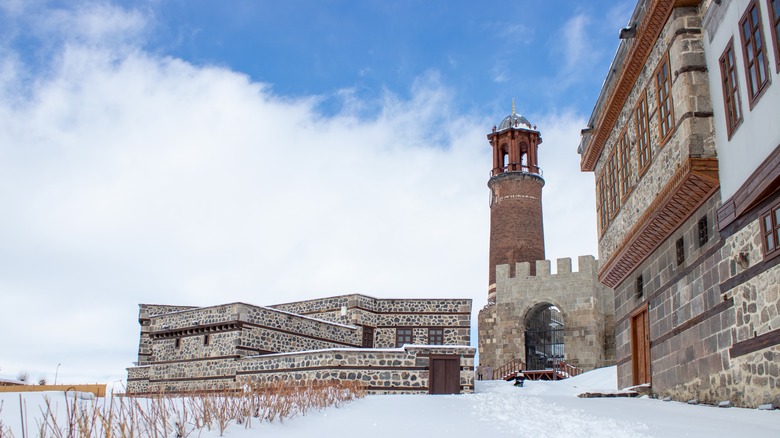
xmin=514 ymin=371 xmax=526 ymax=387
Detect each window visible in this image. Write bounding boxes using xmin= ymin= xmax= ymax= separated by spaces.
xmin=760 ymin=201 xmax=780 ymax=259
xmin=204 ymin=334 xmax=210 ymax=346
xmin=740 ymin=0 xmax=771 ymax=106
xmin=719 ymin=38 xmax=743 ymax=137
xmin=635 ymin=91 xmax=652 ymax=174
xmin=396 ymin=328 xmax=413 ymax=347
xmin=676 ymin=237 xmax=685 ymax=266
xmin=607 ymin=150 xmax=619 ymax=219
xmin=428 ymin=328 xmax=444 ymax=345
xmin=698 ymin=216 xmax=709 ymax=247
xmin=769 ymin=0 xmax=780 ymax=72
xmin=656 ymin=56 xmax=675 ymax=143
xmin=636 ymin=275 xmax=644 ymax=298
xmin=597 ymin=173 xmax=609 ymax=234
xmin=617 ymin=130 xmax=633 ymax=200
xmin=175 ymin=338 xmax=181 ymax=348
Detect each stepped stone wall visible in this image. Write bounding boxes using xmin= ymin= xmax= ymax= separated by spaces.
xmin=127 ymin=295 xmax=473 ymax=394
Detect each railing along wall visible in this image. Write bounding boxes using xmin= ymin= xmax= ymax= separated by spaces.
xmin=493 ymin=359 xmax=526 ymax=380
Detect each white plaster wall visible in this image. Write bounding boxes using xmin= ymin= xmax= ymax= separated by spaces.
xmin=704 ymin=0 xmax=780 ymax=200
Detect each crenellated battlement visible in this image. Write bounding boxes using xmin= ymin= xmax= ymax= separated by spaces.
xmin=495 ymin=255 xmax=599 ymax=280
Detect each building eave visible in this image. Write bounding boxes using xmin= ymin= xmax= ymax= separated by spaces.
xmin=581 ymin=0 xmax=700 ymax=172
xmin=598 ymin=157 xmax=719 ymax=288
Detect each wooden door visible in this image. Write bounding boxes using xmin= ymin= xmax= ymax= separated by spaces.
xmin=631 ymin=306 xmax=651 ymax=385
xmin=429 ymin=355 xmax=461 ymax=394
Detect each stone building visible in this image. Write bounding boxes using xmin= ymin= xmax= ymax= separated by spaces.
xmin=126 ymin=294 xmax=474 ymax=395
xmin=579 ymin=0 xmax=779 ymax=407
xmin=478 ymin=108 xmax=615 ymax=378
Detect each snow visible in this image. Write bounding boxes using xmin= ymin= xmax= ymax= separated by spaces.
xmin=1 ymin=366 xmax=778 ymax=437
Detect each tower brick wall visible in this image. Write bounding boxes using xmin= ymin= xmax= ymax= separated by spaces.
xmin=488 ymin=172 xmax=545 ymax=293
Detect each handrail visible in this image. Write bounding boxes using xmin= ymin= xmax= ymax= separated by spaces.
xmin=552 ymin=359 xmax=583 ymax=379
xmin=490 ymin=165 xmax=543 ymax=178
xmin=493 ymin=359 xmax=525 ymax=380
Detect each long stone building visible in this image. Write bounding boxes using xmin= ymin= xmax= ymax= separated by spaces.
xmin=478 ymin=109 xmax=615 ymax=378
xmin=579 ymin=0 xmax=779 ymax=407
xmin=126 ymin=294 xmax=474 ymax=394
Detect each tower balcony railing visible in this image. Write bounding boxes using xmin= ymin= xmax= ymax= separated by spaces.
xmin=491 ymin=165 xmax=543 ymax=177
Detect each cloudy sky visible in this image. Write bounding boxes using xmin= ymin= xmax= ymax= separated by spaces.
xmin=0 ymin=0 xmax=632 ymax=385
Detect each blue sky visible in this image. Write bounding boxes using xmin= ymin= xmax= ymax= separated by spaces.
xmin=121 ymin=0 xmax=629 ymax=117
xmin=0 ymin=0 xmax=632 ymax=385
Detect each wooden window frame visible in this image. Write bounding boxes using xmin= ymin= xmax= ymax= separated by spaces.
xmin=769 ymin=0 xmax=780 ymax=73
xmin=607 ymin=149 xmax=619 ymax=220
xmin=740 ymin=0 xmax=772 ymax=108
xmin=655 ymin=54 xmax=675 ymax=145
xmin=617 ymin=129 xmax=633 ymax=202
xmin=396 ymin=328 xmax=413 ymax=347
xmin=719 ymin=38 xmax=744 ymax=139
xmin=635 ymin=90 xmax=652 ymax=175
xmin=597 ymin=172 xmax=609 ymax=235
xmin=759 ymin=199 xmax=780 ymax=260
xmin=428 ymin=328 xmax=445 ymax=345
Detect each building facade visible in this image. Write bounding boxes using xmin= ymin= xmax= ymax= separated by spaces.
xmin=126 ymin=294 xmax=474 ymax=395
xmin=579 ymin=0 xmax=779 ymax=407
xmin=478 ymin=110 xmax=615 ymax=377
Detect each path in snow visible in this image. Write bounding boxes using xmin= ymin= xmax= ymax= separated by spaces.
xmin=245 ymin=366 xmax=779 ymax=438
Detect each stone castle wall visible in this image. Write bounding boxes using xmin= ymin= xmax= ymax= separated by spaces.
xmin=479 ymin=256 xmax=615 ymax=373
xmin=128 ymin=346 xmax=475 ymax=395
xmin=127 ymin=295 xmax=473 ymax=394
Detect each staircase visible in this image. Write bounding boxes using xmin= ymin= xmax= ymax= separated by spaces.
xmin=495 ymin=359 xmax=583 ymax=381
xmin=494 ymin=359 xmax=525 ymax=381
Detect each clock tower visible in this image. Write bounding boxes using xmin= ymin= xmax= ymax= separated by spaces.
xmin=486 ymin=105 xmax=545 ymax=303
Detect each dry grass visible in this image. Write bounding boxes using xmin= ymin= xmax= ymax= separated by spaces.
xmin=8 ymin=380 xmax=366 ymax=437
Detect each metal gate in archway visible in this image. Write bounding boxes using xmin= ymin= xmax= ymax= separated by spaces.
xmin=524 ymin=305 xmax=564 ymax=371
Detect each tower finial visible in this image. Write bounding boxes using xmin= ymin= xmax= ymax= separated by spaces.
xmin=512 ymin=99 xmax=516 ymax=116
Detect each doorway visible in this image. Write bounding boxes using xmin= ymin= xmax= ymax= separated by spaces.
xmin=631 ymin=305 xmax=651 ymax=385
xmin=525 ymin=304 xmax=564 ymax=370
xmin=429 ymin=355 xmax=461 ymax=394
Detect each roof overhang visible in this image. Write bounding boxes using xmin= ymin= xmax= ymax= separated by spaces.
xmin=598 ymin=157 xmax=719 ymax=288
xmin=580 ymin=0 xmax=701 ymax=172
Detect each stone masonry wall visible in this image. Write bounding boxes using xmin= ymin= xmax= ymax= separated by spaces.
xmin=270 ymin=295 xmax=472 ymax=348
xmin=479 ymin=256 xmax=615 ymax=372
xmin=613 ymin=191 xmax=780 ymax=407
xmin=597 ymin=7 xmax=716 ymax=263
xmin=614 ymin=194 xmax=723 ymax=390
xmin=128 ymin=346 xmax=475 ymax=395
xmin=237 ymin=346 xmax=475 ymax=395
xmin=128 ymin=295 xmax=473 ymax=394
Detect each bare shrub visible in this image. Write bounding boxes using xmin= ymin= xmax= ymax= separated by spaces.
xmin=15 ymin=379 xmax=365 ymax=437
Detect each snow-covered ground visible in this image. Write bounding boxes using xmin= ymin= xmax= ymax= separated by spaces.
xmin=1 ymin=367 xmax=778 ymax=437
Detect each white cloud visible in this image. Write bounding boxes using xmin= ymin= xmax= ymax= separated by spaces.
xmin=0 ymin=2 xmax=597 ymax=384
xmin=39 ymin=2 xmax=148 ymax=47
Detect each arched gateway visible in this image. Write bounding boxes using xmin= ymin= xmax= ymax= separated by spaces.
xmin=477 ymin=107 xmax=616 ymax=380
xmin=524 ymin=303 xmax=564 ymax=371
